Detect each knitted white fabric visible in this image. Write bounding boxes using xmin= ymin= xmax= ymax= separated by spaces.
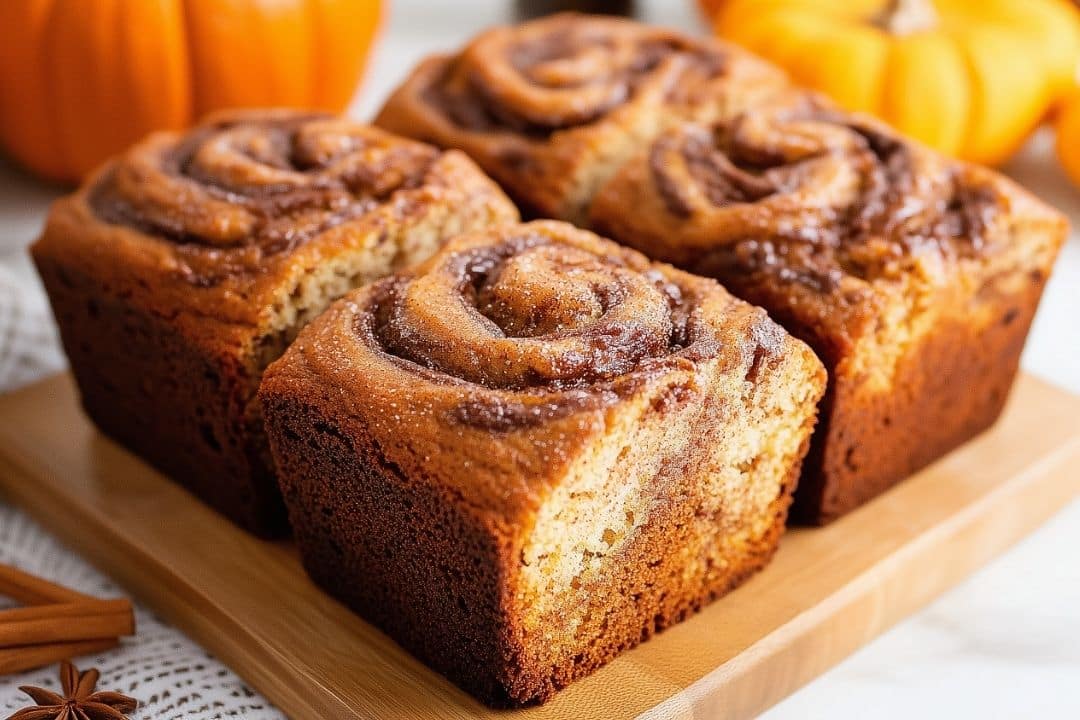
xmin=0 ymin=261 xmax=64 ymax=392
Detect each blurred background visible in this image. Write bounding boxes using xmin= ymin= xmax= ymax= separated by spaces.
xmin=1 ymin=0 xmax=1077 ymax=392
xmin=0 ymin=1 xmax=1077 ymax=718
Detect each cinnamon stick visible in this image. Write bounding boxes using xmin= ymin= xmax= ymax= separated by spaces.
xmin=0 ymin=564 xmax=91 ymax=605
xmin=0 ymin=638 xmax=118 ymax=675
xmin=0 ymin=599 xmax=134 ymax=647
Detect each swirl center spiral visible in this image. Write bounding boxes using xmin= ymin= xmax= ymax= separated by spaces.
xmin=375 ymin=231 xmax=694 ymax=390
xmin=90 ymin=112 xmax=438 ymax=252
xmin=634 ymin=99 xmax=1002 ymax=290
xmin=429 ymin=15 xmax=721 ymax=135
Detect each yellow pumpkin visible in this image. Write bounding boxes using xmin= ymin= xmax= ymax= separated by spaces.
xmin=0 ymin=0 xmax=382 ymax=183
xmin=711 ymin=0 xmax=1080 ymax=165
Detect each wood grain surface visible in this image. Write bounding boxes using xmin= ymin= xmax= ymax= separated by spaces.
xmin=0 ymin=373 xmax=1077 ymax=719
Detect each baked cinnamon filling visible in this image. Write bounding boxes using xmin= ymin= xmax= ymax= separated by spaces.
xmin=88 ymin=113 xmax=439 ymax=286
xmin=346 ymin=223 xmax=768 ymax=431
xmin=424 ymin=15 xmax=728 ymax=137
xmin=647 ymin=103 xmax=1003 ymax=288
xmin=361 ymin=233 xmax=725 ymax=386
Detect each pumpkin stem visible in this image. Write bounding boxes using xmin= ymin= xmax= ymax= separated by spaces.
xmin=873 ymin=0 xmax=938 ymax=35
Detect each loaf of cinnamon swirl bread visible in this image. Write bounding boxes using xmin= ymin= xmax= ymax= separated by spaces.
xmin=32 ymin=110 xmax=518 ymax=535
xmin=590 ymin=97 xmax=1067 ymax=521
xmin=259 ymin=220 xmax=826 ymax=705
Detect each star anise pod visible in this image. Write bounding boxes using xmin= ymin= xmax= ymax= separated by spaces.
xmin=5 ymin=661 xmax=138 ymax=720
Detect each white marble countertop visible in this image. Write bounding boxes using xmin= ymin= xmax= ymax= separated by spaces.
xmin=0 ymin=2 xmax=1078 ymax=717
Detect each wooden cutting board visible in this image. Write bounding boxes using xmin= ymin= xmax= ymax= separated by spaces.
xmin=0 ymin=373 xmax=1078 ymax=719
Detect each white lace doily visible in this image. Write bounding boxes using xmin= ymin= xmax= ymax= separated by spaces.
xmin=0 ymin=260 xmax=64 ymax=393
xmin=0 ymin=504 xmax=286 ymax=720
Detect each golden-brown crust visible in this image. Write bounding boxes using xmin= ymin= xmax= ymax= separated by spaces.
xmin=590 ymin=99 xmax=1068 ymax=522
xmin=32 ymin=109 xmax=518 ymax=535
xmin=260 ymin=220 xmax=826 ymax=704
xmin=798 ymin=295 xmax=1049 ymax=523
xmin=374 ymin=13 xmax=790 ymax=222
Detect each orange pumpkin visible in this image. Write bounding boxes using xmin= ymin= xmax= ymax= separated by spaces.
xmin=1056 ymin=89 xmax=1080 ymax=187
xmin=709 ymin=0 xmax=1080 ymax=165
xmin=697 ymin=0 xmax=726 ymax=21
xmin=0 ymin=0 xmax=382 ymax=183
